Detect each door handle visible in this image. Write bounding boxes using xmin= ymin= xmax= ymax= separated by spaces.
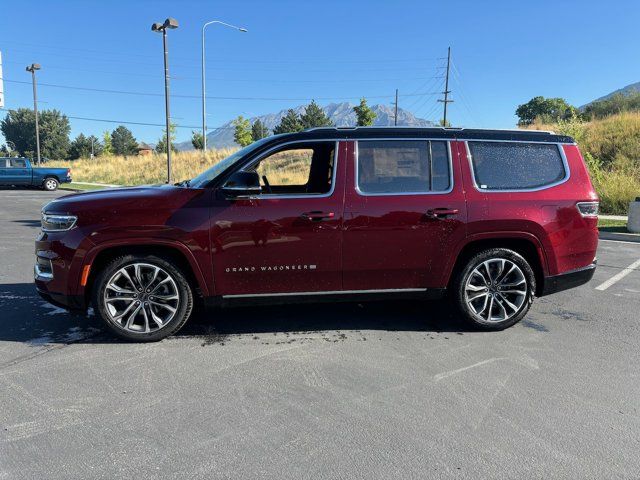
xmin=425 ymin=208 xmax=459 ymax=219
xmin=301 ymin=211 xmax=335 ymax=221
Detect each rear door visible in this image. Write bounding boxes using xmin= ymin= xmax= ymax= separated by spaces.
xmin=342 ymin=138 xmax=467 ymax=291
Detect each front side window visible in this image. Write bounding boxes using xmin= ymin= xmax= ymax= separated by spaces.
xmin=357 ymin=140 xmax=450 ymax=194
xmin=245 ymin=141 xmax=335 ymax=196
xmin=468 ymin=141 xmax=566 ymax=190
xmin=0 ymin=159 xmax=8 ymax=168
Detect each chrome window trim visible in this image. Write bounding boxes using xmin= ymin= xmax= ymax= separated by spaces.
xmin=223 ymin=287 xmax=427 ymax=299
xmin=354 ymin=139 xmax=454 ymax=197
xmin=465 ymin=140 xmax=571 ymax=193
xmin=236 ymin=139 xmax=340 ymax=200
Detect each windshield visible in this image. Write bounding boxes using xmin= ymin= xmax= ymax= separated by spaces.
xmin=189 ymin=137 xmax=274 ymax=188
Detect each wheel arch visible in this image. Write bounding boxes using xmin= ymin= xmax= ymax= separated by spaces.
xmin=82 ymin=241 xmax=210 ymax=303
xmin=446 ymin=233 xmax=548 ymax=296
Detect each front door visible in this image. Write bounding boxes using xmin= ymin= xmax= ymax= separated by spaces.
xmin=8 ymin=158 xmax=31 ymax=185
xmin=342 ymin=139 xmax=467 ymax=291
xmin=210 ymin=140 xmax=346 ymax=296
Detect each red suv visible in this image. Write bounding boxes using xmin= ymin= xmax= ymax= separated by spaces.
xmin=35 ymin=127 xmax=599 ymax=341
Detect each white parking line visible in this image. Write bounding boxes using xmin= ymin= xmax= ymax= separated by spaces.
xmin=595 ymin=258 xmax=640 ymax=291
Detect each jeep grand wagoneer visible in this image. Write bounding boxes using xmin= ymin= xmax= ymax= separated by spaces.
xmin=35 ymin=127 xmax=599 ymax=341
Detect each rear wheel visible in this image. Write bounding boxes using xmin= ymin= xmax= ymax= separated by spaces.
xmin=93 ymin=254 xmax=193 ymax=341
xmin=43 ymin=177 xmax=59 ymax=191
xmin=453 ymin=248 xmax=535 ymax=330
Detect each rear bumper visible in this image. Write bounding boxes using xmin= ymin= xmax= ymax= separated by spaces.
xmin=540 ymin=262 xmax=596 ymax=296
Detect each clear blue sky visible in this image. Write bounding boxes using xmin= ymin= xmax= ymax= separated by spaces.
xmin=1 ymin=0 xmax=639 ymax=145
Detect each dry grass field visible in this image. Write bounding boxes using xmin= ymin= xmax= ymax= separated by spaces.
xmin=48 ymin=150 xmax=236 ymax=186
xmin=48 ymin=147 xmax=313 ymax=187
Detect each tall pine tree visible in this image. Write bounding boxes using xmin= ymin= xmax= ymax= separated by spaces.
xmin=300 ymin=101 xmax=333 ymax=129
xmin=273 ymin=109 xmax=303 ymax=134
xmin=251 ymin=119 xmax=269 ymax=141
xmin=353 ymin=97 xmax=377 ymax=126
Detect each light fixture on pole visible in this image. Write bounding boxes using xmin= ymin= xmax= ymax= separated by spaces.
xmin=151 ymin=17 xmax=179 ymax=184
xmin=25 ymin=63 xmax=42 ymax=166
xmin=202 ymin=20 xmax=247 ymax=152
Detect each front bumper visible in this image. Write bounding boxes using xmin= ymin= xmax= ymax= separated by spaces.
xmin=36 ymin=288 xmax=87 ymax=310
xmin=540 ymin=262 xmax=597 ymax=296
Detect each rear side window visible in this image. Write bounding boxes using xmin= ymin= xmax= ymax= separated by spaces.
xmin=468 ymin=142 xmax=566 ymax=190
xmin=10 ymin=159 xmax=27 ymax=168
xmin=0 ymin=159 xmax=8 ymax=168
xmin=357 ymin=140 xmax=451 ymax=194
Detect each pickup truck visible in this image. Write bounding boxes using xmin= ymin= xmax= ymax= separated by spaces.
xmin=0 ymin=157 xmax=71 ymax=191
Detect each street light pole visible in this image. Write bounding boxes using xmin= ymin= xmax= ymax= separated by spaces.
xmin=201 ymin=20 xmax=247 ymax=152
xmin=26 ymin=63 xmax=41 ymax=166
xmin=152 ymin=18 xmax=179 ymax=184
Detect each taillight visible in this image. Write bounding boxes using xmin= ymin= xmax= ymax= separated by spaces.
xmin=577 ymin=201 xmax=599 ymax=217
xmin=67 ymin=168 xmax=71 ymax=176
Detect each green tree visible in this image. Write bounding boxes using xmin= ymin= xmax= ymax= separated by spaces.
xmin=583 ymin=92 xmax=640 ymax=119
xmin=353 ymin=97 xmax=377 ymax=126
xmin=300 ymin=100 xmax=333 ymax=129
xmin=0 ymin=108 xmax=71 ymax=159
xmin=273 ymin=109 xmax=303 ymax=134
xmin=102 ymin=130 xmax=113 ymax=156
xmin=251 ymin=119 xmax=269 ymax=141
xmin=111 ymin=125 xmax=138 ymax=156
xmin=156 ymin=123 xmax=178 ymax=153
xmin=515 ymin=96 xmax=578 ymax=126
xmin=68 ymin=133 xmax=93 ymax=159
xmin=439 ymin=119 xmax=451 ymax=127
xmin=233 ymin=115 xmax=252 ymax=147
xmin=191 ymin=130 xmax=204 ymax=150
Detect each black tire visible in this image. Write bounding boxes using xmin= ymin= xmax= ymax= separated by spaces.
xmin=93 ymin=254 xmax=193 ymax=341
xmin=43 ymin=177 xmax=59 ymax=191
xmin=453 ymin=248 xmax=536 ymax=330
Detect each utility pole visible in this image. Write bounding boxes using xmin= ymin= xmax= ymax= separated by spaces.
xmin=437 ymin=46 xmax=453 ymax=126
xmin=26 ymin=63 xmax=41 ymax=166
xmin=394 ymin=89 xmax=399 ymax=126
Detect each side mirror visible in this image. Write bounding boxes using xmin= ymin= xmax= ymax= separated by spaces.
xmin=221 ymin=171 xmax=262 ymax=198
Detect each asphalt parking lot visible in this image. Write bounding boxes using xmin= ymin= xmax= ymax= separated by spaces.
xmin=1 ymin=188 xmax=639 ymax=479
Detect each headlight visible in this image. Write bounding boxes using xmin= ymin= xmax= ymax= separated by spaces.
xmin=41 ymin=213 xmax=77 ymax=232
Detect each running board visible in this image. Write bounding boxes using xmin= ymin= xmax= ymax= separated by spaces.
xmin=205 ymin=288 xmax=446 ymax=308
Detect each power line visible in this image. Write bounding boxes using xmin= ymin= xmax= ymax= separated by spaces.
xmin=0 ymin=107 xmax=232 ymax=130
xmin=0 ymin=77 xmax=440 ymax=102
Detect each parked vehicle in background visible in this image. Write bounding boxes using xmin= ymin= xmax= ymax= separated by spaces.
xmin=35 ymin=127 xmax=599 ymax=341
xmin=0 ymin=157 xmax=71 ymax=190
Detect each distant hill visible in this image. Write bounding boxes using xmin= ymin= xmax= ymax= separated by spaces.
xmin=581 ymin=81 xmax=640 ymax=108
xmin=176 ymin=102 xmax=435 ymax=150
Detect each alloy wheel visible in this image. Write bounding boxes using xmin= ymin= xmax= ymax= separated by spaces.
xmin=103 ymin=262 xmax=180 ymax=333
xmin=464 ymin=258 xmax=527 ymax=323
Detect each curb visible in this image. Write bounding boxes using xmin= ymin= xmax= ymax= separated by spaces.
xmin=599 ymin=231 xmax=640 ymax=243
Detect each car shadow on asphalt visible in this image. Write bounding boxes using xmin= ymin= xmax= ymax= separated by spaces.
xmin=0 ymin=282 xmax=475 ymax=347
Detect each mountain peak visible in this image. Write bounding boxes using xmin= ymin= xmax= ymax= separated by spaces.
xmin=176 ymin=102 xmax=434 ymax=150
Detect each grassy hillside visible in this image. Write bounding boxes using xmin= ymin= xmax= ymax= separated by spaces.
xmin=530 ymin=112 xmax=640 ymax=214
xmin=49 ymin=149 xmax=236 ymax=186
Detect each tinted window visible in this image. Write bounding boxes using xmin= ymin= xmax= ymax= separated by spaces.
xmin=0 ymin=159 xmax=8 ymax=168
xmin=468 ymin=142 xmax=566 ymax=190
xmin=357 ymin=140 xmax=450 ymax=194
xmin=10 ymin=159 xmax=27 ymax=168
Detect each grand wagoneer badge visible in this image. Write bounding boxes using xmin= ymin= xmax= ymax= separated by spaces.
xmin=225 ymin=265 xmax=317 ymax=273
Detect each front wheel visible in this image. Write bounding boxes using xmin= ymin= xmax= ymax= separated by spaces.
xmin=43 ymin=177 xmax=59 ymax=191
xmin=453 ymin=248 xmax=536 ymax=330
xmin=93 ymin=255 xmax=193 ymax=341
